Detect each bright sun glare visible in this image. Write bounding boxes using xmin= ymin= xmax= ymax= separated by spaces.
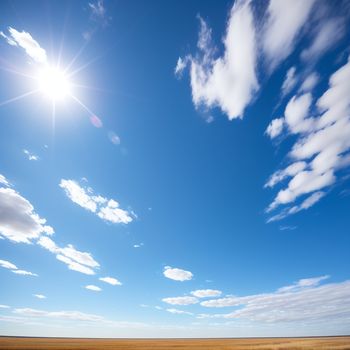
xmin=38 ymin=66 xmax=71 ymax=101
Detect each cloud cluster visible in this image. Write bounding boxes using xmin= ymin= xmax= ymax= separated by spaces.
xmin=60 ymin=179 xmax=133 ymax=224
xmin=38 ymin=236 xmax=99 ymax=275
xmin=176 ymin=0 xmax=328 ymax=120
xmin=199 ymin=276 xmax=350 ymax=324
xmin=266 ymin=56 xmax=350 ymax=220
xmin=0 ymin=27 xmax=47 ymax=63
xmin=0 ymin=259 xmax=37 ymax=277
xmin=163 ymin=266 xmax=193 ymax=281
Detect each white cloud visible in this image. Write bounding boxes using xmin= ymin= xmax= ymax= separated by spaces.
xmin=162 ymin=296 xmax=198 ymax=306
xmin=23 ymin=149 xmax=39 ymax=161
xmin=99 ymin=276 xmax=122 ymax=286
xmin=60 ymin=179 xmax=97 ymax=212
xmin=281 ymin=67 xmax=298 ymax=96
xmin=174 ymin=57 xmax=189 ymax=78
xmin=0 ymin=174 xmax=9 ymax=187
xmin=33 ymin=294 xmax=46 ymax=299
xmin=266 ymin=56 xmax=350 ymax=219
xmin=88 ymin=0 xmax=108 ymax=24
xmin=14 ymin=308 xmax=104 ymax=322
xmin=200 ymin=276 xmax=350 ymax=325
xmin=38 ymin=236 xmax=99 ymax=276
xmin=0 ymin=258 xmax=37 ymax=276
xmin=265 ymin=161 xmax=307 ymax=188
xmin=0 ymin=305 xmax=10 ymax=309
xmin=188 ymin=1 xmax=258 ymax=120
xmin=166 ymin=308 xmax=193 ymax=315
xmin=163 ymin=266 xmax=193 ymax=281
xmin=0 ymin=259 xmax=17 ymax=270
xmin=12 ymin=269 xmax=37 ymax=277
xmin=301 ymin=18 xmax=345 ymax=62
xmin=190 ymin=289 xmax=222 ymax=298
xmin=284 ymin=93 xmax=313 ymax=134
xmin=299 ymin=72 xmax=319 ymax=93
xmin=4 ymin=27 xmax=47 ymax=63
xmin=0 ymin=188 xmax=54 ymax=243
xmin=133 ymin=243 xmax=144 ymax=248
xmin=265 ymin=118 xmax=284 ymax=139
xmin=0 ymin=31 xmax=17 ymax=46
xmin=85 ymin=285 xmax=102 ymax=292
xmin=263 ymin=0 xmax=316 ymax=70
xmin=60 ymin=179 xmax=133 ymax=224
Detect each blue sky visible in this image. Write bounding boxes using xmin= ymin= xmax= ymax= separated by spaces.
xmin=0 ymin=0 xmax=350 ymax=338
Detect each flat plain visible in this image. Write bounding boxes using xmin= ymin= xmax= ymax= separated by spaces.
xmin=0 ymin=336 xmax=349 ymax=350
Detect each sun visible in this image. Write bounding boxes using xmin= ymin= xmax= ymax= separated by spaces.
xmin=38 ymin=66 xmax=71 ymax=101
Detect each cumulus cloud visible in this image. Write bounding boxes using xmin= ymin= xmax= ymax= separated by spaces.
xmin=85 ymin=285 xmax=102 ymax=292
xmin=162 ymin=296 xmax=198 ymax=306
xmin=190 ymin=289 xmax=222 ymax=298
xmin=60 ymin=179 xmax=133 ymax=224
xmin=38 ymin=236 xmax=99 ymax=276
xmin=263 ymin=0 xmax=316 ymax=70
xmin=0 ymin=187 xmax=53 ymax=243
xmin=185 ymin=1 xmax=258 ymax=120
xmin=266 ymin=56 xmax=350 ymax=220
xmin=199 ymin=276 xmax=350 ymax=324
xmin=163 ymin=266 xmax=193 ymax=281
xmin=1 ymin=27 xmax=47 ymax=63
xmin=99 ymin=276 xmax=122 ymax=286
xmin=23 ymin=149 xmax=39 ymax=161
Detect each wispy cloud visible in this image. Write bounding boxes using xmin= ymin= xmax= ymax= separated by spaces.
xmin=162 ymin=296 xmax=198 ymax=306
xmin=60 ymin=179 xmax=133 ymax=224
xmin=38 ymin=236 xmax=99 ymax=275
xmin=33 ymin=294 xmax=46 ymax=299
xmin=199 ymin=276 xmax=350 ymax=324
xmin=0 ymin=174 xmax=9 ymax=187
xmin=166 ymin=308 xmax=193 ymax=315
xmin=0 ymin=27 xmax=47 ymax=63
xmin=85 ymin=285 xmax=102 ymax=292
xmin=99 ymin=276 xmax=122 ymax=286
xmin=262 ymin=0 xmax=316 ymax=71
xmin=190 ymin=289 xmax=222 ymax=298
xmin=23 ymin=149 xmax=39 ymax=161
xmin=0 ymin=259 xmax=37 ymax=277
xmin=163 ymin=266 xmax=193 ymax=281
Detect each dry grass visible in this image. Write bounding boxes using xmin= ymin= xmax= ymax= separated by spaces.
xmin=0 ymin=336 xmax=349 ymax=350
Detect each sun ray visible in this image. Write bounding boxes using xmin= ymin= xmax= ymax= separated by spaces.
xmin=69 ymin=93 xmax=96 ymax=117
xmin=0 ymin=89 xmax=39 ymax=107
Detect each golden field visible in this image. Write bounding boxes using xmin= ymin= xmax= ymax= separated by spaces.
xmin=0 ymin=336 xmax=349 ymax=350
